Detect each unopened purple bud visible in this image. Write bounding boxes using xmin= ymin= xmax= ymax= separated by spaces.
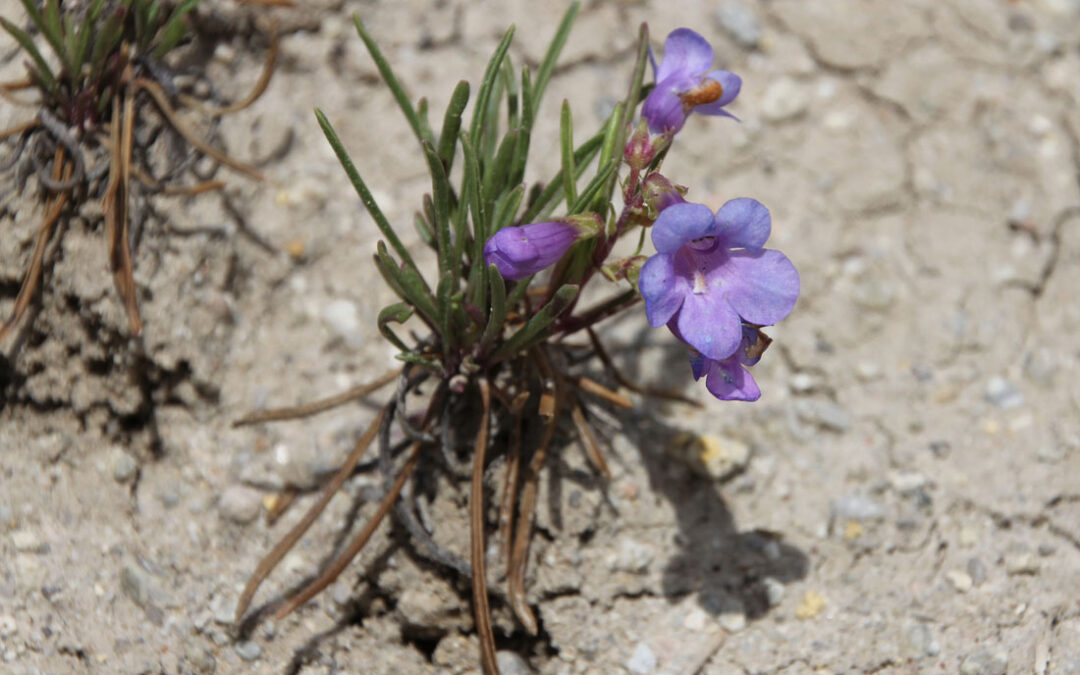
xmin=641 ymin=173 xmax=687 ymax=214
xmin=624 ymin=122 xmax=656 ymax=170
xmin=484 ymin=220 xmax=582 ymax=280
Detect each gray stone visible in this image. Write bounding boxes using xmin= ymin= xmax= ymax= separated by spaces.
xmin=110 ymin=448 xmax=139 ymax=483
xmin=120 ymin=565 xmax=164 ymax=626
xmin=960 ymin=647 xmax=1008 ymax=675
xmin=852 ymin=278 xmax=897 ymax=310
xmin=0 ymin=615 xmax=16 ymax=638
xmin=496 ymin=650 xmax=534 ymax=675
xmin=611 ymin=538 xmax=654 ymax=574
xmin=795 ymin=399 xmax=852 ymax=432
xmin=627 ymin=642 xmax=657 ymax=674
xmin=985 ymin=377 xmax=1024 ymax=409
xmin=11 ymin=530 xmax=47 ymax=554
xmin=715 ymin=2 xmax=762 ymax=48
xmin=235 ymin=641 xmax=262 ymax=662
xmin=1004 ymin=549 xmax=1040 ymax=576
xmin=1037 ymin=443 xmax=1066 ymax=463
xmin=218 ymin=485 xmax=262 ymax=525
xmin=763 ymin=577 xmax=785 ymax=607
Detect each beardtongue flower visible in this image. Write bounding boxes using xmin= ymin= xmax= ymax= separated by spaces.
xmin=484 ymin=215 xmax=599 ymax=280
xmin=642 ymin=28 xmax=742 ymax=135
xmin=685 ymin=325 xmax=772 ymax=401
xmin=638 ymin=198 xmax=799 ymax=360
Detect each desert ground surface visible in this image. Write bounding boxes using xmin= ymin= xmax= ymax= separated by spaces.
xmin=2 ymin=0 xmax=1080 ymax=673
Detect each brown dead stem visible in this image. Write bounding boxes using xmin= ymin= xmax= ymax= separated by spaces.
xmin=570 ymin=401 xmax=610 ymax=479
xmin=0 ymin=148 xmax=71 ymax=343
xmin=574 ymin=375 xmax=632 ymax=409
xmin=130 ymin=166 xmax=226 ymax=196
xmin=233 ymin=367 xmax=402 ymax=427
xmin=587 ymin=327 xmax=702 ymax=407
xmin=0 ymin=117 xmax=38 ymax=140
xmin=273 ymin=439 xmax=421 ymax=620
xmin=0 ymin=78 xmax=35 ymax=106
xmin=108 ymin=90 xmax=142 ymax=335
xmin=133 ymin=78 xmax=262 ymax=180
xmin=234 ymin=0 xmax=296 ymax=6
xmin=179 ymin=28 xmax=279 ymax=115
xmin=234 ymin=407 xmax=386 ymax=623
xmin=498 ymin=392 xmax=530 ymax=566
xmin=471 ymin=379 xmax=499 ymax=674
xmin=507 ymin=353 xmax=561 ymax=635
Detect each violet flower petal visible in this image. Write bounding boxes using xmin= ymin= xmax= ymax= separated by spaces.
xmin=651 ymin=202 xmax=717 ymax=254
xmin=639 ymin=253 xmax=687 ymax=327
xmin=716 ymin=198 xmax=771 ymax=250
xmin=711 ymin=249 xmax=800 ymax=326
xmin=655 ymin=28 xmax=715 ymax=83
xmin=705 ymin=355 xmax=761 ymax=401
xmin=673 ymin=290 xmax=743 ymax=360
xmin=694 ymin=71 xmax=742 ymax=113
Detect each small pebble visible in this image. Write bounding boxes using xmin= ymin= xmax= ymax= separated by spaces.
xmin=960 ymin=647 xmax=1008 ymax=675
xmin=789 ymin=373 xmax=816 ymax=393
xmin=889 ymin=471 xmax=927 ymax=495
xmin=1004 ymin=550 xmax=1040 ymax=576
xmin=1036 ymin=443 xmax=1066 ymax=463
xmin=235 ymin=641 xmax=262 ymax=662
xmin=11 ymin=530 xmax=46 ymax=554
xmin=218 ymin=485 xmax=262 ymax=525
xmin=946 ymin=570 xmax=973 ymax=593
xmin=761 ymin=77 xmax=809 ymax=123
xmin=110 ymin=449 xmax=138 ymax=483
xmin=673 ymin=433 xmax=750 ymax=481
xmin=795 ymin=399 xmax=852 ymax=432
xmin=717 ymin=599 xmax=747 ymax=633
xmin=985 ymin=377 xmax=1024 ymax=409
xmin=626 ymin=642 xmax=657 ymax=675
xmin=683 ymin=608 xmax=707 ymax=631
xmin=852 ymin=278 xmax=896 ymax=310
xmin=496 ymin=651 xmax=534 ymax=675
xmin=967 ymin=557 xmax=988 ymax=586
xmin=120 ymin=565 xmax=164 ymax=626
xmin=831 ymin=494 xmax=886 ymax=522
xmin=763 ymin=577 xmax=786 ymax=607
xmin=855 ymin=362 xmax=882 ymax=381
xmin=611 ymin=538 xmax=654 ymax=574
xmin=796 ymin=590 xmax=826 ymax=619
xmin=0 ymin=615 xmax=16 ymax=638
xmin=322 ymin=298 xmax=361 ymax=345
xmin=715 ymin=1 xmax=762 ymax=48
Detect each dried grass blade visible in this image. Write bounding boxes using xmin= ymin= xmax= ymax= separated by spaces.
xmin=0 ymin=117 xmax=38 ymax=140
xmin=233 ymin=367 xmax=401 ymax=427
xmin=586 ymin=328 xmax=701 ymax=407
xmin=134 ymin=78 xmax=263 ymax=179
xmin=178 ymin=28 xmax=279 ymax=115
xmin=574 ymin=376 xmax=632 ymax=410
xmin=570 ymin=402 xmax=610 ymax=479
xmin=471 ymin=380 xmax=499 ymax=674
xmin=498 ymin=391 xmax=529 ymax=566
xmin=0 ymin=149 xmax=69 ymax=342
xmin=234 ymin=407 xmax=386 ymax=623
xmin=114 ymin=91 xmax=143 ymax=335
xmin=273 ymin=439 xmax=422 ymax=620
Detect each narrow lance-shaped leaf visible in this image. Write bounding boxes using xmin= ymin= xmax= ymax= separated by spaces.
xmin=436 ymin=272 xmax=456 ymax=358
xmin=378 ymin=303 xmax=414 ymax=353
xmin=375 ymin=242 xmax=439 ymax=327
xmin=421 ymin=141 xmax=454 ymax=280
xmin=530 ymin=1 xmax=580 ymax=120
xmin=493 ymin=284 xmax=579 ymax=359
xmin=481 ymin=129 xmax=519 ymax=208
xmin=508 ymin=67 xmax=533 ymax=188
xmin=154 ymin=0 xmax=201 ymax=58
xmin=597 ymin=23 xmax=649 ymax=209
xmin=90 ymin=7 xmax=129 ymax=80
xmin=560 ymin=100 xmax=577 ymax=208
xmin=315 ymin=109 xmax=424 ymax=280
xmin=353 ymin=14 xmax=434 ymax=148
xmin=501 ymin=56 xmax=519 ymax=132
xmin=1 ymin=17 xmax=58 ymax=93
xmin=468 ymin=25 xmax=515 ymax=150
xmin=437 ymin=80 xmax=470 ymax=172
xmin=417 ymin=98 xmax=435 ymax=146
xmin=21 ymin=0 xmax=71 ymax=76
xmin=477 ymin=264 xmax=506 ymax=356
xmin=520 ymin=131 xmax=604 ymax=223
xmin=573 ymin=159 xmax=618 ymax=215
xmin=593 ymin=100 xmax=625 ymax=212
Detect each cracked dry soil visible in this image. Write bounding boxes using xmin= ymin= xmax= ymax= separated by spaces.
xmin=2 ymin=0 xmax=1080 ymax=673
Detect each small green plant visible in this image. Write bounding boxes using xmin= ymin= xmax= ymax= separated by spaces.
xmin=233 ymin=5 xmax=799 ymax=673
xmin=0 ymin=0 xmax=277 ymax=340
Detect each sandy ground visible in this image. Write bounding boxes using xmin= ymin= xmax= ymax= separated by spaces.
xmin=2 ymin=0 xmax=1080 ymax=673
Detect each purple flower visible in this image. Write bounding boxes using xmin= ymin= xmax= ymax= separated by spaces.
xmin=642 ymin=28 xmax=742 ymax=134
xmin=686 ymin=325 xmax=771 ymax=401
xmin=638 ymin=198 xmax=799 ymax=361
xmin=483 ymin=220 xmax=580 ymax=280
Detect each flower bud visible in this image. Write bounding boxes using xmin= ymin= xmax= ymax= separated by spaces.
xmin=641 ymin=172 xmax=687 ymax=216
xmin=484 ymin=217 xmax=597 ymax=280
xmin=623 ymin=121 xmax=657 ymax=171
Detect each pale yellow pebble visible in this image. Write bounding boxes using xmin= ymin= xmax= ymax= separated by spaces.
xmin=796 ymin=590 xmax=826 ymax=619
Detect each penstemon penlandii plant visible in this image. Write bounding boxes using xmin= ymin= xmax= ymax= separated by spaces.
xmin=235 ymin=6 xmax=799 ymax=673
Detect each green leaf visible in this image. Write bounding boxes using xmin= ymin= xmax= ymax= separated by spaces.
xmin=501 ymin=56 xmax=519 ymax=132
xmin=468 ymin=25 xmax=515 ymax=151
xmin=416 ymin=97 xmax=435 ymax=146
xmin=598 ymin=23 xmax=650 ymax=208
xmin=530 ymin=1 xmax=579 ymax=119
xmin=23 ymin=0 xmax=72 ymax=76
xmin=353 ymin=14 xmax=433 ymax=148
xmin=374 ymin=242 xmax=439 ymax=327
xmin=493 ymin=284 xmax=579 ymax=359
xmin=394 ymin=352 xmax=442 ymax=370
xmin=559 ymin=100 xmax=577 ymax=208
xmin=154 ymin=0 xmax=200 ymax=58
xmin=378 ymin=303 xmax=415 ymax=353
xmin=572 ymin=159 xmax=618 ymax=215
xmin=91 ymin=7 xmax=129 ymax=79
xmin=421 ymin=141 xmax=454 ymax=280
xmin=508 ymin=68 xmax=533 ymax=187
xmin=1 ymin=17 xmax=57 ymax=93
xmin=316 ymin=109 xmax=424 ymax=280
xmin=413 ymin=211 xmax=435 ymax=248
xmin=437 ymin=80 xmax=470 ymax=172
xmin=490 ymin=183 xmax=524 ymax=234
xmin=481 ymin=129 xmax=519 ymax=208
xmin=477 ymin=264 xmax=506 ymax=355
xmin=593 ymin=100 xmax=624 ymax=211
xmin=519 ymin=131 xmax=604 ymax=223
xmin=436 ymin=271 xmax=456 ymax=356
